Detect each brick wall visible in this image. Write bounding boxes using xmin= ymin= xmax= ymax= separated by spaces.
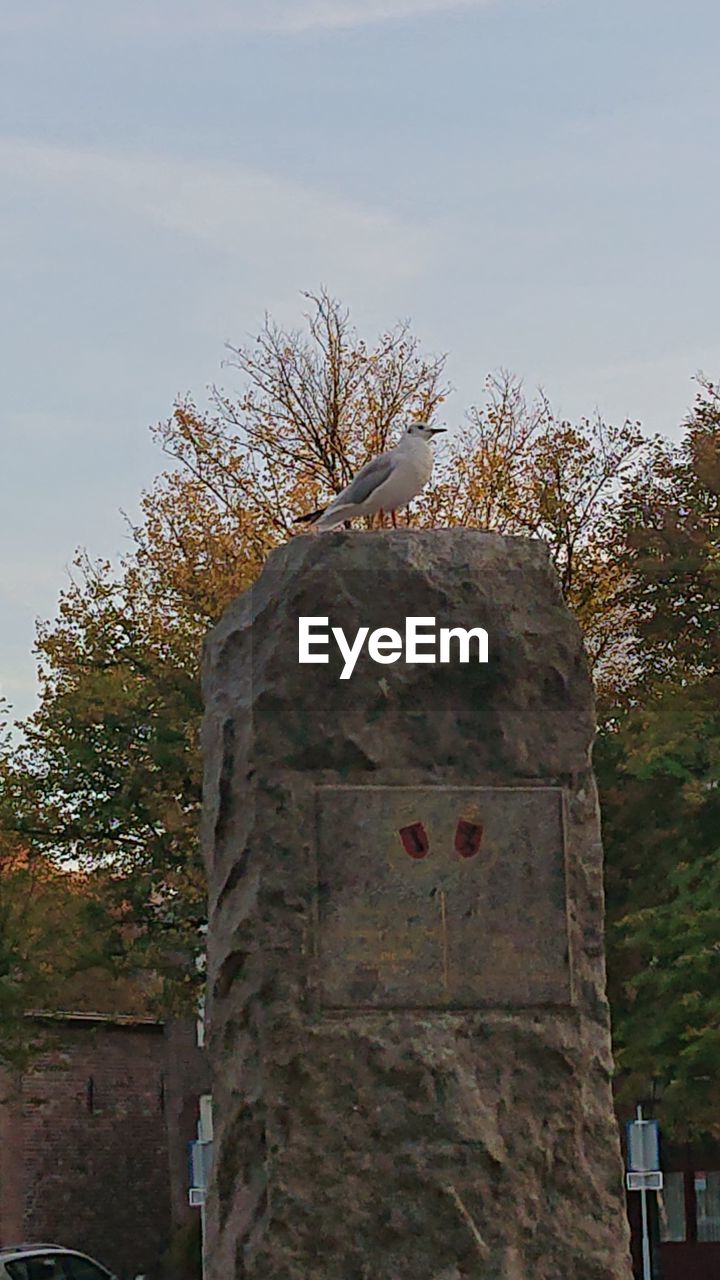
xmin=0 ymin=1068 xmax=24 ymax=1248
xmin=0 ymin=1015 xmax=204 ymax=1280
xmin=162 ymin=1020 xmax=210 ymax=1232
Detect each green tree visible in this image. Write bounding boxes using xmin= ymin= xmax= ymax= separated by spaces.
xmin=2 ymin=292 xmax=647 ymax=1010
xmin=3 ymin=562 xmax=206 ymax=1011
xmin=598 ymin=382 xmax=720 ymax=1136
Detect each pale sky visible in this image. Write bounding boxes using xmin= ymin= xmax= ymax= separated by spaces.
xmin=2 ymin=0 xmax=719 ymax=721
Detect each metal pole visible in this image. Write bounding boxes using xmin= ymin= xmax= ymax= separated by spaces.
xmin=640 ymin=1184 xmax=652 ymax=1280
xmin=636 ymin=1104 xmax=652 ymax=1280
xmin=200 ymin=1201 xmax=207 ymax=1280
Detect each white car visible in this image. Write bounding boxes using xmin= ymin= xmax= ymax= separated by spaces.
xmin=0 ymin=1245 xmax=121 ymax=1280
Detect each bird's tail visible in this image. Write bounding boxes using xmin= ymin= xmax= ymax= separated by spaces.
xmin=293 ymin=507 xmax=326 ymax=526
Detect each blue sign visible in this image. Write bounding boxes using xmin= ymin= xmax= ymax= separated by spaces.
xmin=626 ymin=1118 xmax=660 ymax=1173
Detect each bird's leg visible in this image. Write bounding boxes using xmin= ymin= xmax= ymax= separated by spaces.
xmin=377 ymin=509 xmax=385 ymax=528
xmin=391 ymin=510 xmax=398 ymax=528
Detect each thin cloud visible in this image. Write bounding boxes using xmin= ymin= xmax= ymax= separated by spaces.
xmin=0 ymin=137 xmax=437 ymax=286
xmin=1 ymin=0 xmax=495 ymax=36
xmin=238 ymin=0 xmax=495 ymax=33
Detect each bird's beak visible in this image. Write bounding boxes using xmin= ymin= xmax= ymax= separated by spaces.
xmin=430 ymin=427 xmax=446 ymax=434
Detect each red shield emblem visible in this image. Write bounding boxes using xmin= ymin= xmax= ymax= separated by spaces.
xmin=398 ymin=822 xmax=429 ymax=859
xmin=455 ymin=818 xmax=483 ymax=859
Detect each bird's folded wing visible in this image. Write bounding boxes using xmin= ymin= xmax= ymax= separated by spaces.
xmin=332 ymin=452 xmax=395 ymax=508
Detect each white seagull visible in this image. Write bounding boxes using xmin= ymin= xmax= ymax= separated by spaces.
xmin=294 ymin=422 xmax=446 ymax=532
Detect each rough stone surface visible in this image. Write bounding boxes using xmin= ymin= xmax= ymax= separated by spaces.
xmin=202 ymin=530 xmax=632 ymax=1280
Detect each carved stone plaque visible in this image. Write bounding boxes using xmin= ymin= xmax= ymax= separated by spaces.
xmin=315 ymin=785 xmax=572 ymax=1009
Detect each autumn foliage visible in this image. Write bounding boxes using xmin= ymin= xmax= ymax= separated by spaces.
xmin=1 ymin=292 xmax=718 ymax=1134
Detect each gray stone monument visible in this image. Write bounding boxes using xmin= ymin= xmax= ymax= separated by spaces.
xmin=201 ymin=530 xmax=632 ymax=1280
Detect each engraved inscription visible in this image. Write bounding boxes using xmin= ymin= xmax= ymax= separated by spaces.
xmin=315 ymin=786 xmax=572 ymax=1009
